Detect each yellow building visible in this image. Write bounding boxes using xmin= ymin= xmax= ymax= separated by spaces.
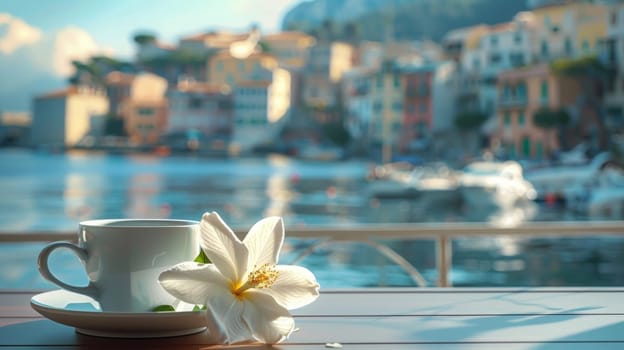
xmin=261 ymin=31 xmax=316 ymax=69
xmin=495 ymin=64 xmax=582 ymax=159
xmin=302 ymin=42 xmax=354 ymax=108
xmin=207 ymin=51 xmax=278 ymax=86
xmin=179 ymin=31 xmax=249 ymax=54
xmin=31 ymin=87 xmax=109 ymax=147
xmin=531 ymin=1 xmax=608 ymax=60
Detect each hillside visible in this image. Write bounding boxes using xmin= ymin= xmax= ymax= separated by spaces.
xmin=282 ymin=0 xmax=528 ymax=42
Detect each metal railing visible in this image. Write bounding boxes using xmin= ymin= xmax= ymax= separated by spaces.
xmin=2 ymin=221 xmax=624 ymax=287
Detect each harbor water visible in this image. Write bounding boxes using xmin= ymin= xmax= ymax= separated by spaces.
xmin=1 ymin=149 xmax=623 ymax=289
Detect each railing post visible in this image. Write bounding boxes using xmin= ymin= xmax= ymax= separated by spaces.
xmin=436 ymin=235 xmax=452 ymax=287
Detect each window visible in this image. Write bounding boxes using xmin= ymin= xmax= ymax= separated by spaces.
xmin=377 ymin=74 xmax=383 ymax=88
xmin=518 ymin=112 xmax=525 ymax=126
xmin=541 ymin=40 xmax=549 ymax=57
xmin=517 ymin=83 xmax=527 ymax=101
xmin=582 ymin=39 xmax=590 ymax=53
xmin=611 ymin=10 xmax=618 ymax=25
xmin=138 ymin=107 xmax=154 ymax=116
xmin=392 ymin=101 xmax=402 ymax=112
xmin=540 ymin=80 xmax=549 ymax=104
xmin=522 ymin=136 xmax=531 ymax=157
xmin=490 ymin=35 xmax=498 ymax=47
xmin=564 ymin=37 xmax=573 ymax=55
xmin=510 ymin=52 xmax=524 ymax=67
xmin=393 ymin=73 xmax=400 ymax=88
xmin=373 ymin=101 xmax=382 ymax=112
xmin=504 ymin=112 xmax=511 ymax=127
xmin=188 ymin=97 xmax=202 ymax=109
xmin=419 ymin=103 xmax=427 ymax=113
xmin=513 ymin=32 xmax=522 ymax=44
xmin=489 ymin=53 xmax=501 ymax=64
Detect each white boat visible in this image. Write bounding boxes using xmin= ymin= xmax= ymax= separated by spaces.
xmin=404 ymin=163 xmax=461 ymax=204
xmin=524 ymin=152 xmax=613 ymax=201
xmin=367 ymin=162 xmax=460 ymax=201
xmin=460 ymin=160 xmax=537 ymax=210
xmin=566 ymin=167 xmax=624 ymax=218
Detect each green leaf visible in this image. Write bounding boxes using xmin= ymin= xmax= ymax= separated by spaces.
xmin=192 ymin=305 xmax=207 ymax=311
xmin=194 ymin=249 xmax=210 ymax=264
xmin=152 ymin=304 xmax=175 ymax=312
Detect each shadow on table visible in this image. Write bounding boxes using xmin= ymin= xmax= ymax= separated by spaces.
xmin=0 ymin=320 xmax=277 ymax=349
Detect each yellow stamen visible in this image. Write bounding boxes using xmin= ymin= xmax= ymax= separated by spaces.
xmin=233 ymin=264 xmax=279 ymax=296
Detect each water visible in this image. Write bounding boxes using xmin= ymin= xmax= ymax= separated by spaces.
xmin=1 ymin=149 xmax=623 ymax=289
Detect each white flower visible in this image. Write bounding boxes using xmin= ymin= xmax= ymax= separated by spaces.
xmin=158 ymin=212 xmax=320 ymax=344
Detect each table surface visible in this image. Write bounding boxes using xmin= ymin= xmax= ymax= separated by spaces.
xmin=2 ymin=288 xmax=624 ymax=349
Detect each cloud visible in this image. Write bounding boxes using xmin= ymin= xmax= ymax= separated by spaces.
xmin=0 ymin=14 xmax=113 ymax=110
xmin=53 ymin=26 xmax=114 ymax=76
xmin=0 ymin=13 xmax=42 ymax=54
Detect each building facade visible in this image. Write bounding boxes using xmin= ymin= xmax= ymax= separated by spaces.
xmin=120 ymin=73 xmax=169 ymax=145
xmin=31 ymin=87 xmax=109 ymax=147
xmin=494 ymin=64 xmax=582 ymax=159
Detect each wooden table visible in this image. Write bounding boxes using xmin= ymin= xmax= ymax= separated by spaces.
xmin=2 ymin=288 xmax=624 ymax=349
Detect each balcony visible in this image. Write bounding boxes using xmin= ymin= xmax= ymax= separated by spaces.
xmin=497 ymin=96 xmax=527 ymax=108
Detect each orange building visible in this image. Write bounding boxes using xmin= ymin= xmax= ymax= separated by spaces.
xmin=494 ymin=63 xmax=582 ymax=159
xmin=119 ymin=73 xmax=169 ymax=145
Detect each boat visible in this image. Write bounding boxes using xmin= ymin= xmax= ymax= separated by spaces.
xmin=459 ymin=160 xmax=537 ymax=210
xmin=367 ymin=162 xmax=461 ymax=202
xmin=367 ymin=162 xmax=419 ymax=198
xmin=524 ymin=152 xmax=613 ymax=202
xmin=566 ymin=167 xmax=624 ymax=219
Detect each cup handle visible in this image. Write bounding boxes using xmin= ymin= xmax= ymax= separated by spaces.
xmin=38 ymin=241 xmax=97 ymax=298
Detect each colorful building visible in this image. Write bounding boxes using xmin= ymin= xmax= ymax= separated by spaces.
xmin=230 ymin=68 xmax=292 ymax=154
xmin=531 ymin=1 xmax=608 ymax=61
xmin=31 ymin=87 xmax=109 ymax=147
xmin=369 ymin=60 xmax=404 ymax=162
xmin=104 ymin=71 xmax=134 ymax=116
xmin=207 ymin=51 xmax=278 ymax=87
xmin=120 ymin=73 xmax=169 ymax=145
xmin=166 ymin=80 xmax=232 ymax=136
xmin=402 ymin=66 xmax=433 ymax=151
xmin=600 ymin=2 xmax=624 ymax=139
xmin=302 ymin=42 xmax=354 ymax=109
xmin=260 ymin=32 xmax=316 ymax=69
xmin=179 ymin=30 xmax=249 ymax=55
xmin=494 ymin=63 xmax=582 ymax=159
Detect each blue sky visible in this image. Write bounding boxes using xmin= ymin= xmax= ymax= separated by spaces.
xmin=0 ymin=0 xmax=303 ymax=110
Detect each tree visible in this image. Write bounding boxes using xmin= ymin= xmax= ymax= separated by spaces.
xmin=533 ymin=108 xmax=570 ymax=156
xmin=323 ymin=121 xmax=351 ymax=147
xmin=133 ymin=32 xmax=157 ymax=46
xmin=454 ymin=112 xmax=487 ymax=131
xmin=454 ymin=111 xmax=488 ymax=157
xmin=258 ymin=41 xmax=271 ymax=53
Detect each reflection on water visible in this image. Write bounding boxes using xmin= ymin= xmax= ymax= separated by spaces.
xmin=0 ymin=149 xmax=623 ymax=288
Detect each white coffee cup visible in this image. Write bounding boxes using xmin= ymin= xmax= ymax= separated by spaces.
xmin=38 ymin=219 xmax=200 ymax=312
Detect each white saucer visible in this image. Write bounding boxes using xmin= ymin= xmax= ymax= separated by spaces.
xmin=30 ymin=289 xmax=212 ymax=338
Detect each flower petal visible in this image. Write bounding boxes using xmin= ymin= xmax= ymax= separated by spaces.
xmin=243 ymin=290 xmax=295 ymax=343
xmin=261 ymin=265 xmax=320 ymax=310
xmin=205 ymin=291 xmax=253 ymax=344
xmin=158 ymin=262 xmax=229 ymax=305
xmin=200 ymin=212 xmax=249 ymax=281
xmin=243 ymin=216 xmax=284 ymax=269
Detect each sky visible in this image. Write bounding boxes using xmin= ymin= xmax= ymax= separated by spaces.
xmin=0 ymin=0 xmax=303 ymax=111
